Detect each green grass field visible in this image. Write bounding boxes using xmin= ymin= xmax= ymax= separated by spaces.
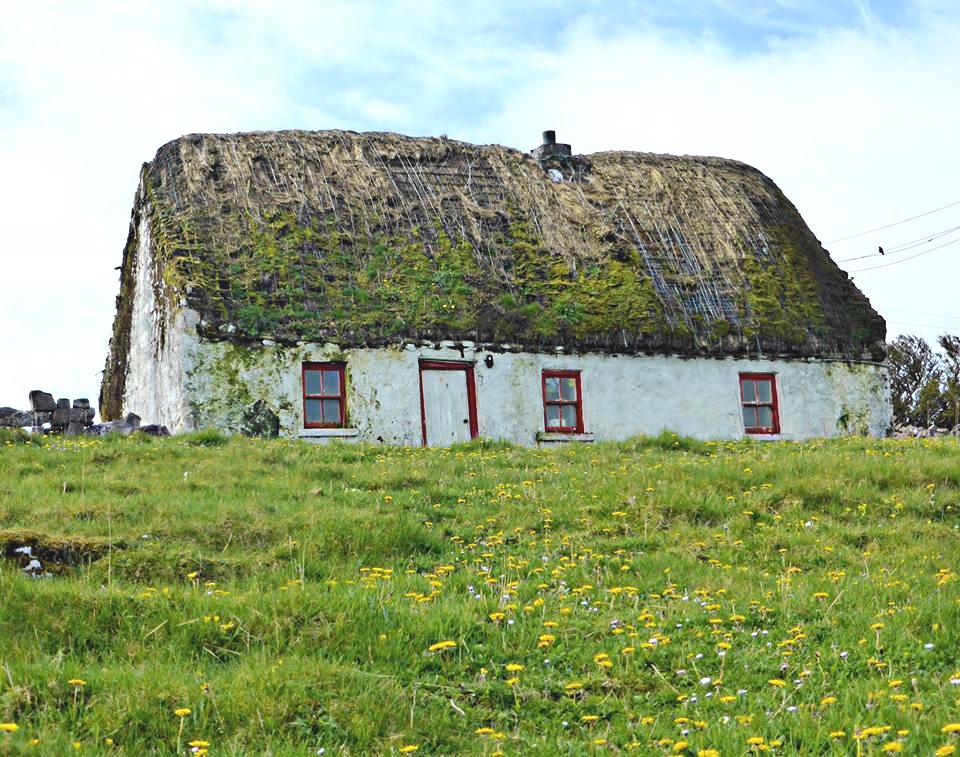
xmin=1 ymin=430 xmax=959 ymax=755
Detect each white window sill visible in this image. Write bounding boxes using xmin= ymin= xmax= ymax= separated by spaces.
xmin=299 ymin=428 xmax=360 ymax=439
xmin=536 ymin=431 xmax=596 ymax=444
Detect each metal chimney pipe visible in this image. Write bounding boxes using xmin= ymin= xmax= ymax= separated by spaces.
xmin=542 ymin=130 xmax=556 ymax=145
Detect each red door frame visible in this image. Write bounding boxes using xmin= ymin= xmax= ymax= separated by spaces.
xmin=418 ymin=360 xmax=479 ymax=446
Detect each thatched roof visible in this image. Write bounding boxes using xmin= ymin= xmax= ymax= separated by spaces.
xmin=103 ymin=129 xmax=884 ymax=408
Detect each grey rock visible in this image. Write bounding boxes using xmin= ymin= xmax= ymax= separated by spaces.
xmin=29 ymin=391 xmax=56 ymax=412
xmin=139 ymin=424 xmax=171 ymax=436
xmin=241 ymin=399 xmax=280 ymax=438
xmin=0 ymin=408 xmax=51 ymax=427
xmin=87 ymin=420 xmax=134 ymax=436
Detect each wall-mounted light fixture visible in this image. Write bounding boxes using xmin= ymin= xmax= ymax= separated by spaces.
xmin=484 ymin=354 xmax=494 ymax=368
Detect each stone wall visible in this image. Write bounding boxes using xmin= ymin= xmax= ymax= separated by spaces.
xmin=0 ymin=390 xmax=96 ymax=434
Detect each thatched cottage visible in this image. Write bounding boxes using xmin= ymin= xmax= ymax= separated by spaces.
xmin=101 ymin=130 xmax=890 ymax=444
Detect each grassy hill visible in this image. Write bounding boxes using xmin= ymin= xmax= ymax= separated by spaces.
xmin=1 ymin=431 xmax=959 ymax=755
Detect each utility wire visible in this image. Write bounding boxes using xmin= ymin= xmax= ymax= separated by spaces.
xmin=881 ymin=306 xmax=960 ymax=321
xmin=835 ymin=224 xmax=960 ymax=262
xmin=826 ymin=199 xmax=960 ymax=243
xmin=847 ymin=237 xmax=960 ymax=272
xmin=0 ymin=235 xmax=123 ymax=240
xmin=0 ymin=251 xmax=119 ymax=257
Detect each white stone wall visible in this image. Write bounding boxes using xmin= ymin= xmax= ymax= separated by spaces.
xmin=155 ymin=337 xmax=890 ymax=444
xmin=121 ymin=217 xmax=195 ymax=432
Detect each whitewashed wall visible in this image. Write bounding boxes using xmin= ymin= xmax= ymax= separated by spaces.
xmin=127 ymin=322 xmax=890 ymax=443
xmin=121 ymin=219 xmax=196 ymax=432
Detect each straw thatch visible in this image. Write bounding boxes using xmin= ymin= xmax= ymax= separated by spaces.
xmin=101 ymin=130 xmax=884 ymax=413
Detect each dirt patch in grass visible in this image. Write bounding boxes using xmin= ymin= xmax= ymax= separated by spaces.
xmin=0 ymin=529 xmax=124 ymax=569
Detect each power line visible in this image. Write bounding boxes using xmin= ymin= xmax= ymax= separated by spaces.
xmin=885 ymin=319 xmax=960 ymax=331
xmin=881 ymin=307 xmax=960 ymax=321
xmin=0 ymin=236 xmax=123 ymax=241
xmin=835 ymin=224 xmax=960 ymax=263
xmin=847 ymin=237 xmax=960 ymax=273
xmin=825 ymin=199 xmax=960 ymax=244
xmin=0 ymin=251 xmax=119 ymax=257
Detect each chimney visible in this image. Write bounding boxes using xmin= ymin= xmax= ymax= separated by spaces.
xmin=531 ymin=130 xmax=572 ymax=160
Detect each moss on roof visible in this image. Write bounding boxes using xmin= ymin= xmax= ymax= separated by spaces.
xmin=102 ymin=130 xmax=885 ymax=413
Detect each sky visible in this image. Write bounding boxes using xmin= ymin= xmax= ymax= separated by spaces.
xmin=1 ymin=0 xmax=958 ymax=415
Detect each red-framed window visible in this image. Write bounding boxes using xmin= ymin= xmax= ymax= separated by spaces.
xmin=302 ymin=362 xmax=346 ymax=428
xmin=542 ymin=370 xmax=584 ymax=433
xmin=739 ymin=372 xmax=780 ymax=434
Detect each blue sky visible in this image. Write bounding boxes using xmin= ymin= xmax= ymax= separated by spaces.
xmin=1 ymin=0 xmax=958 ymax=413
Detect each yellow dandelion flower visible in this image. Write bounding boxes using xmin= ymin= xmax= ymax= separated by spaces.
xmin=67 ymin=679 xmax=86 ymax=687
xmin=821 ymin=696 xmax=837 ymax=705
xmin=829 ymin=731 xmax=846 ymax=739
xmin=475 ymin=727 xmax=494 ymax=736
xmin=399 ymin=745 xmax=418 ymax=753
xmin=581 ymin=715 xmax=600 ymax=723
xmin=856 ymin=726 xmax=892 ymax=740
xmin=747 ymin=736 xmax=766 ymax=745
xmin=0 ymin=723 xmax=18 ymax=733
xmin=188 ymin=740 xmax=211 ymax=748
xmin=174 ymin=707 xmax=191 ymax=717
xmin=768 ymin=678 xmax=786 ymax=688
xmin=881 ymin=743 xmax=903 ymax=752
xmin=699 ymin=750 xmax=721 ymax=757
xmin=943 ymin=724 xmax=960 ymax=735
xmin=505 ymin=677 xmax=520 ymax=686
xmin=428 ymin=640 xmax=456 ymax=653
xmin=504 ymin=663 xmax=525 ymax=672
xmin=935 ymin=746 xmax=957 ymax=757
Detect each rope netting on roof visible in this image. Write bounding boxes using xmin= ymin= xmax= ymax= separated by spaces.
xmin=125 ymin=130 xmax=884 ymax=360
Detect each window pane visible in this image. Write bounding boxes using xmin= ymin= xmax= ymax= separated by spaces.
xmin=757 ymin=380 xmax=772 ymax=403
xmin=757 ymin=406 xmax=773 ymax=429
xmin=305 ymin=370 xmax=323 ymax=396
xmin=546 ymin=405 xmax=561 ymax=428
xmin=322 ymin=370 xmax=340 ymax=396
xmin=561 ymin=404 xmax=577 ymax=429
xmin=741 ymin=380 xmax=756 ymax=402
xmin=322 ymin=399 xmax=341 ymax=425
xmin=305 ymin=398 xmax=323 ymax=423
xmin=545 ymin=377 xmax=560 ymax=401
xmin=743 ymin=406 xmax=757 ymax=429
xmin=560 ymin=377 xmax=578 ymax=401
